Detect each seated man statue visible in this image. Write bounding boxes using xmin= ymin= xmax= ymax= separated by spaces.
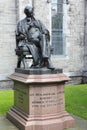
xmin=16 ymin=5 xmax=54 ymax=69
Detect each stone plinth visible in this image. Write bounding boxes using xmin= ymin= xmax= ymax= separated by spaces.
xmin=7 ymin=72 xmax=75 ymax=130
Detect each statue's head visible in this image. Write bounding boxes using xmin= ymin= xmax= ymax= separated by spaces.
xmin=24 ymin=6 xmax=34 ymax=17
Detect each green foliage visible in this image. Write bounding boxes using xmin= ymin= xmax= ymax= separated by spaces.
xmin=0 ymin=90 xmax=14 ymax=115
xmin=65 ymin=84 xmax=87 ymax=120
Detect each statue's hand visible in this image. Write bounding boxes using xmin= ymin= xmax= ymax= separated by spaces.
xmin=19 ymin=34 xmax=25 ymax=40
xmin=31 ymin=37 xmax=39 ymax=43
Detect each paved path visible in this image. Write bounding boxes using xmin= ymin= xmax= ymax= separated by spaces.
xmin=66 ymin=115 xmax=87 ymax=130
xmin=0 ymin=115 xmax=87 ymax=130
xmin=0 ymin=115 xmax=19 ymax=130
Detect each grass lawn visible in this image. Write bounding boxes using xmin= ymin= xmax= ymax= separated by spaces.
xmin=0 ymin=90 xmax=14 ymax=115
xmin=0 ymin=84 xmax=87 ymax=120
xmin=65 ymin=84 xmax=87 ymax=120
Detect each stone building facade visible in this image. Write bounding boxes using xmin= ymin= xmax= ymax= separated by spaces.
xmin=0 ymin=0 xmax=87 ymax=89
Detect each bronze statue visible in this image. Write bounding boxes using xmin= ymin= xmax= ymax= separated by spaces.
xmin=16 ymin=6 xmax=54 ymax=69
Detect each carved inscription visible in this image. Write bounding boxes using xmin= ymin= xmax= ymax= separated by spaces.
xmin=14 ymin=86 xmax=29 ymax=114
xmin=14 ymin=88 xmax=27 ymax=105
xmin=30 ymin=91 xmax=64 ymax=108
xmin=18 ymin=93 xmax=24 ymax=104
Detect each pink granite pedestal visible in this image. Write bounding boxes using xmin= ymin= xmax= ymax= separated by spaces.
xmin=7 ymin=72 xmax=75 ymax=130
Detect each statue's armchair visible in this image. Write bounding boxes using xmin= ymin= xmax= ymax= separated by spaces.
xmin=15 ymin=45 xmax=53 ymax=68
xmin=15 ymin=44 xmax=33 ymax=68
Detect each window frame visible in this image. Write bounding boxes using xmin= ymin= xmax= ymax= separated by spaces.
xmin=51 ymin=0 xmax=67 ymax=56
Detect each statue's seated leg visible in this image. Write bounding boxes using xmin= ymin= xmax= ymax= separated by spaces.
xmin=16 ymin=45 xmax=33 ymax=68
xmin=30 ymin=59 xmax=40 ymax=68
xmin=47 ymin=59 xmax=54 ymax=70
xmin=17 ymin=54 xmax=26 ymax=68
xmin=17 ymin=56 xmax=22 ymax=68
xmin=40 ymin=58 xmax=54 ymax=70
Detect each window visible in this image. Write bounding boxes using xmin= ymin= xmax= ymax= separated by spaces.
xmin=52 ymin=0 xmax=64 ymax=55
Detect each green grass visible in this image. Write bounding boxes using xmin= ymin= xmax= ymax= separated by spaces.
xmin=65 ymin=84 xmax=87 ymax=120
xmin=0 ymin=90 xmax=14 ymax=115
xmin=0 ymin=84 xmax=87 ymax=120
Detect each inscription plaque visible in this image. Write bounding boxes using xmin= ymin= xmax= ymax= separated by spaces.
xmin=29 ymin=84 xmax=65 ymax=115
xmin=14 ymin=82 xmax=65 ymax=115
xmin=14 ymin=82 xmax=29 ymax=113
xmin=30 ymin=91 xmax=64 ymax=108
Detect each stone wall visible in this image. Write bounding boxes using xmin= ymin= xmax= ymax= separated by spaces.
xmin=52 ymin=0 xmax=85 ymax=84
xmin=0 ymin=0 xmax=17 ymax=82
xmin=84 ymin=0 xmax=87 ymax=72
xmin=34 ymin=0 xmax=51 ymax=31
xmin=82 ymin=0 xmax=87 ymax=83
xmin=52 ymin=0 xmax=85 ymax=71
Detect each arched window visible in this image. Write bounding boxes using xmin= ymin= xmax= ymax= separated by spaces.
xmin=52 ymin=0 xmax=65 ymax=55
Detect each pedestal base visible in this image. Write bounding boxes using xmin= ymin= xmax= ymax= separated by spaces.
xmin=7 ymin=72 xmax=75 ymax=130
xmin=7 ymin=107 xmax=74 ymax=130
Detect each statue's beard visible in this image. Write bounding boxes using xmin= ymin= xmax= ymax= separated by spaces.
xmin=26 ymin=13 xmax=33 ymax=18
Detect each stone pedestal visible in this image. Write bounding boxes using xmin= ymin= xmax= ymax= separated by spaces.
xmin=7 ymin=72 xmax=75 ymax=130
